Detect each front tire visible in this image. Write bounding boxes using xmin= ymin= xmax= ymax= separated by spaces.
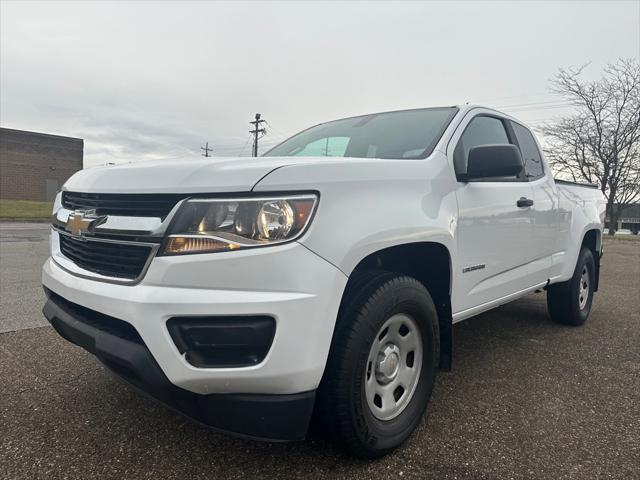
xmin=547 ymin=247 xmax=595 ymax=326
xmin=317 ymin=273 xmax=439 ymax=458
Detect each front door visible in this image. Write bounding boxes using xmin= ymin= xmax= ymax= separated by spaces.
xmin=450 ymin=113 xmax=540 ymax=315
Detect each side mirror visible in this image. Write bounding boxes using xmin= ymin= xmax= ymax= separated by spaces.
xmin=464 ymin=144 xmax=524 ymax=180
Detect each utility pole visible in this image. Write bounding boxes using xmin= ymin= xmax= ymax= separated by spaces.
xmin=249 ymin=113 xmax=266 ymax=157
xmin=201 ymin=142 xmax=213 ymax=157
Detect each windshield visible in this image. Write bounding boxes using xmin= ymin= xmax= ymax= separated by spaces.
xmin=264 ymin=107 xmax=458 ymax=159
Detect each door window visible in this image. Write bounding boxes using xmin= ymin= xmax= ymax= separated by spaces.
xmin=454 ymin=116 xmax=510 ymax=176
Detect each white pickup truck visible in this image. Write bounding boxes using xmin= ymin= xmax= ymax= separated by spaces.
xmin=43 ymin=105 xmax=606 ymax=457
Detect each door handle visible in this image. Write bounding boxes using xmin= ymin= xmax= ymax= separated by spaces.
xmin=517 ymin=197 xmax=534 ymax=208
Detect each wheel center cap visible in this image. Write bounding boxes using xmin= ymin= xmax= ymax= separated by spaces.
xmin=375 ymin=344 xmax=401 ymax=383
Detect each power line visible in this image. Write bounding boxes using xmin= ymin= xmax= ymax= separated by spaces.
xmin=265 ymin=121 xmax=292 ymax=140
xmin=210 ymin=136 xmax=255 ymax=157
xmin=240 ymin=134 xmax=254 ymax=156
xmin=200 ymin=133 xmax=258 ymax=157
xmin=501 ymin=103 xmax=576 ymax=116
xmin=495 ymin=100 xmax=574 ymax=109
xmin=257 ymin=137 xmax=287 ymax=148
xmin=477 ymin=92 xmax=568 ymax=106
xmin=211 ymin=144 xmax=253 ymax=152
xmin=478 ymin=91 xmax=557 ymax=102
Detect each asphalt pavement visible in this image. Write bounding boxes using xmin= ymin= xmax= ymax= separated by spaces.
xmin=1 ymin=222 xmax=639 ymax=479
xmin=0 ymin=223 xmax=50 ymax=333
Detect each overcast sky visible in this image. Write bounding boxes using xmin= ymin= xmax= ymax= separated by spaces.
xmin=1 ymin=0 xmax=639 ymax=166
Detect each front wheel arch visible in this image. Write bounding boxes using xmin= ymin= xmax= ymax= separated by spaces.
xmin=334 ymin=242 xmax=452 ymax=371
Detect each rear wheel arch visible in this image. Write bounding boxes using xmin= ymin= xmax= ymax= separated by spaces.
xmin=334 ymin=242 xmax=453 ymax=371
xmin=581 ymin=229 xmax=602 ymax=291
xmin=547 ymin=247 xmax=595 ymax=326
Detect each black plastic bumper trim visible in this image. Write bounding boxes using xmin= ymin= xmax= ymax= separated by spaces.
xmin=167 ymin=315 xmax=276 ymax=368
xmin=42 ymin=289 xmax=315 ymax=441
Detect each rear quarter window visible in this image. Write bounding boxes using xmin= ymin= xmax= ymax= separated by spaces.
xmin=511 ymin=122 xmax=544 ymax=180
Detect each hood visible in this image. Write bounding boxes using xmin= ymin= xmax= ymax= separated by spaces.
xmin=63 ymin=156 xmax=330 ymax=194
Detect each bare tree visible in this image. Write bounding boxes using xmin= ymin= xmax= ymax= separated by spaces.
xmin=541 ymin=59 xmax=640 ymax=234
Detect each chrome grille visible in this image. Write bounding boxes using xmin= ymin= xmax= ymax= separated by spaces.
xmin=62 ymin=192 xmax=186 ymax=219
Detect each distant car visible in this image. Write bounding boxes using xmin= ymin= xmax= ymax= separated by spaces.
xmin=603 ymin=228 xmax=609 ymax=235
xmin=615 ymin=229 xmax=632 ymax=235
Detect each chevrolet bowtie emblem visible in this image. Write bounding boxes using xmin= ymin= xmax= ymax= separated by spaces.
xmin=66 ymin=209 xmax=108 ymax=237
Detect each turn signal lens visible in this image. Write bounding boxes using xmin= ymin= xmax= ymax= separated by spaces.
xmin=164 ymin=236 xmax=240 ymax=254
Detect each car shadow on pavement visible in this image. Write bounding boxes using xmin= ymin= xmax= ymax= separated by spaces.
xmin=65 ymin=293 xmax=559 ymax=478
xmin=5 ymin=287 xmax=631 ymax=479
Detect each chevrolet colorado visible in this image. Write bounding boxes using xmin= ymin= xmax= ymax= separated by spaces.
xmin=42 ymin=105 xmax=606 ymax=457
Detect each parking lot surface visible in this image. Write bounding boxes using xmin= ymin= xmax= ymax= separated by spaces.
xmin=1 ymin=223 xmax=639 ymax=479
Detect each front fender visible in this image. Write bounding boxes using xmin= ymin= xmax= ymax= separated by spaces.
xmin=252 ymin=152 xmax=458 ymax=276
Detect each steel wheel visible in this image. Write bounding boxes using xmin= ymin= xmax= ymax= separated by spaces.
xmin=364 ymin=313 xmax=423 ymax=421
xmin=578 ymin=265 xmax=590 ymax=310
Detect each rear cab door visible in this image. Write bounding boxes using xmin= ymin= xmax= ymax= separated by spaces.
xmin=509 ymin=120 xmax=559 ymax=274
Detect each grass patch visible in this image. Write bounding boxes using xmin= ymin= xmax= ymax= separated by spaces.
xmin=0 ymin=199 xmax=53 ymax=220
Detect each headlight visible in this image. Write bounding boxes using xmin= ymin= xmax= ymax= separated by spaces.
xmin=160 ymin=194 xmax=318 ymax=255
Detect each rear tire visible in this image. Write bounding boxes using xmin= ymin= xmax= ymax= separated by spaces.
xmin=316 ymin=272 xmax=439 ymax=458
xmin=547 ymin=247 xmax=595 ymax=326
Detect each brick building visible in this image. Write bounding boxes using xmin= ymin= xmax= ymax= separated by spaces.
xmin=612 ymin=204 xmax=640 ymax=234
xmin=0 ymin=127 xmax=83 ymax=202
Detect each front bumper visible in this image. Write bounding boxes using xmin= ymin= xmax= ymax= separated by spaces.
xmin=43 ymin=239 xmax=347 ymax=395
xmin=42 ymin=236 xmax=347 ymax=440
xmin=43 ymin=289 xmax=314 ymax=441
